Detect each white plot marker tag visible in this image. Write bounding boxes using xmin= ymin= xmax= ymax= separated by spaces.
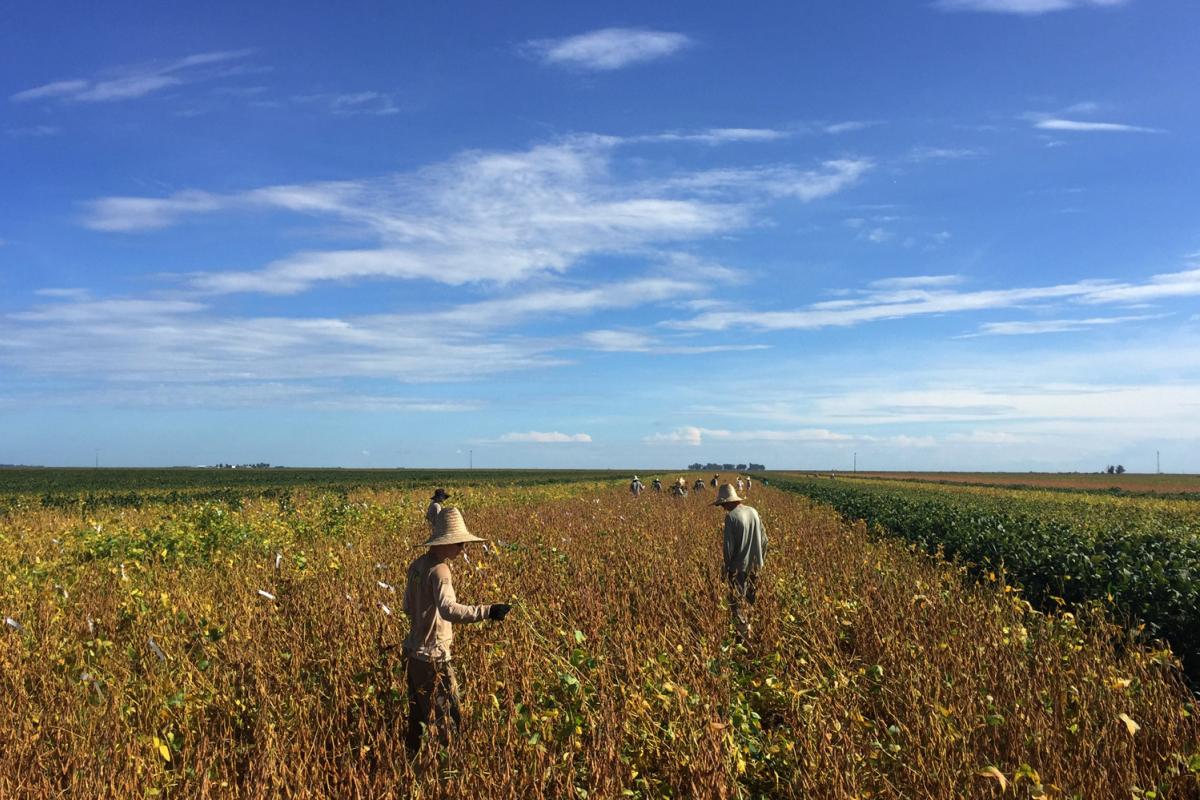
xmin=379 ymin=603 xmax=393 ymax=616
xmin=377 ymin=581 xmax=394 ymax=593
xmin=4 ymin=617 xmax=22 ymax=632
xmin=257 ymin=589 xmax=276 ymax=602
xmin=274 ymin=552 xmax=282 ymax=571
xmin=147 ymin=637 xmax=166 ymax=662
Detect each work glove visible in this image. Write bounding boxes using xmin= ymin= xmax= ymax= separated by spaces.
xmin=488 ymin=603 xmax=513 ymax=621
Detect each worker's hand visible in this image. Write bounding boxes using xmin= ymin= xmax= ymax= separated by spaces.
xmin=488 ymin=603 xmax=513 ymax=621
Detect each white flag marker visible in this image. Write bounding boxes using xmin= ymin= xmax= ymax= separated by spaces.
xmin=257 ymin=589 xmax=276 ymax=601
xmin=4 ymin=617 xmax=22 ymax=632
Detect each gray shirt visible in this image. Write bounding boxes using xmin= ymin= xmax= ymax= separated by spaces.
xmin=723 ymin=504 xmax=766 ymax=575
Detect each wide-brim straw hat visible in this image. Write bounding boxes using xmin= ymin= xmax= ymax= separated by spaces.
xmin=419 ymin=507 xmax=486 ymax=547
xmin=432 ymin=488 xmax=450 ymax=501
xmin=712 ymin=483 xmax=744 ymax=505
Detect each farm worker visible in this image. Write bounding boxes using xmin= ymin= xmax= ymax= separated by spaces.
xmin=711 ymin=474 xmax=720 ymax=489
xmin=425 ymin=488 xmax=450 ymax=530
xmin=630 ymin=475 xmax=644 ymax=496
xmin=736 ymin=477 xmax=745 ymax=494
xmin=671 ymin=477 xmax=687 ymax=497
xmin=652 ymin=477 xmax=662 ymax=493
xmin=694 ymin=478 xmax=706 ymax=493
xmin=714 ymin=483 xmax=767 ymax=641
xmin=745 ymin=475 xmax=752 ymax=493
xmin=402 ymin=507 xmax=512 ymax=753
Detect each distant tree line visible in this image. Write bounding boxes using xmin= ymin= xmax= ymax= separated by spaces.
xmin=687 ymin=462 xmax=765 ymax=472
xmin=1104 ymin=464 xmax=1126 ymax=475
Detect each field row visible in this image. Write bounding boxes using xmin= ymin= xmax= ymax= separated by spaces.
xmin=775 ymin=475 xmax=1200 ymax=679
xmin=3 ymin=482 xmax=1199 ymax=797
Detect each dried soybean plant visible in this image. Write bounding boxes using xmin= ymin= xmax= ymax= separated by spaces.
xmin=1 ymin=481 xmax=1198 ymax=798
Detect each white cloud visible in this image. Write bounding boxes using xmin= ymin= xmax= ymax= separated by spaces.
xmin=670 ymin=268 xmax=1200 ymax=332
xmin=499 ymin=431 xmax=592 ymax=443
xmin=659 ymin=158 xmax=872 ymax=201
xmin=11 ymin=50 xmax=256 ymax=103
xmin=869 ymin=275 xmax=962 ymax=290
xmin=84 ymin=191 xmax=229 ymax=231
xmin=633 ymin=127 xmax=791 ymax=146
xmin=292 ymin=91 xmax=400 ymax=116
xmin=643 ymin=426 xmax=853 ymax=446
xmin=526 ymin=28 xmax=691 ymax=71
xmin=583 ymin=330 xmax=653 ymax=352
xmin=10 ymin=298 xmax=206 ymax=322
xmin=1077 ymin=267 xmax=1200 ymax=304
xmin=581 ymin=328 xmax=769 ymax=354
xmin=823 ymin=121 xmax=880 ymax=134
xmin=1034 ymin=118 xmax=1161 ymax=133
xmin=83 ymin=139 xmax=864 ymax=294
xmin=935 ymin=0 xmax=1128 ymax=14
xmin=967 ymin=313 xmax=1168 ymax=336
xmin=643 ymin=426 xmax=704 ymax=446
xmin=907 ymin=146 xmax=985 ymax=161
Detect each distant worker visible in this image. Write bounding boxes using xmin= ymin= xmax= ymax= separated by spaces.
xmin=402 ymin=507 xmax=512 ymax=753
xmin=710 ymin=474 xmax=720 ymax=489
xmin=745 ymin=475 xmax=753 ymax=494
xmin=736 ymin=476 xmax=745 ymax=494
xmin=671 ymin=477 xmax=687 ymax=497
xmin=425 ymin=488 xmax=450 ymax=530
xmin=630 ymin=475 xmax=644 ymax=496
xmin=694 ymin=478 xmax=706 ymax=493
xmin=713 ymin=483 xmax=767 ymax=641
xmin=652 ymin=477 xmax=662 ymax=493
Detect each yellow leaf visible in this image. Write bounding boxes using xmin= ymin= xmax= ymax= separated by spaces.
xmin=1119 ymin=713 xmax=1140 ymax=736
xmin=152 ymin=736 xmax=171 ymax=762
xmin=978 ymin=766 xmax=1007 ymax=791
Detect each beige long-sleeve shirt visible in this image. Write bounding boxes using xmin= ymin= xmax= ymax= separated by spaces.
xmin=402 ymin=552 xmax=491 ymax=662
xmin=425 ymin=501 xmax=442 ymax=529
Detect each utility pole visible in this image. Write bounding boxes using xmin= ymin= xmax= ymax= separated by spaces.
xmin=853 ymin=452 xmax=857 ymax=473
xmin=1157 ymin=450 xmax=1161 ymax=474
xmin=469 ymin=449 xmax=473 ymax=470
xmin=94 ymin=449 xmax=100 ymax=468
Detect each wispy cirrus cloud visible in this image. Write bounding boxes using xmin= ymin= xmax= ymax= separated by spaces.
xmin=292 ymin=91 xmax=401 ymax=116
xmin=935 ymin=0 xmax=1128 ymax=14
xmin=581 ymin=328 xmax=769 ymax=354
xmin=669 ymin=267 xmax=1200 ymax=332
xmin=10 ymin=49 xmax=257 ymax=103
xmin=81 ymin=137 xmax=867 ymax=295
xmin=1034 ymin=118 xmax=1161 ymax=133
xmin=1024 ymin=103 xmax=1162 ymax=134
xmin=525 ymin=28 xmax=691 ymax=71
xmin=657 ymin=158 xmax=872 ymax=201
xmin=965 ymin=313 xmax=1169 ymax=337
xmin=499 ymin=431 xmax=592 ymax=443
xmin=632 ymin=127 xmax=791 ymax=146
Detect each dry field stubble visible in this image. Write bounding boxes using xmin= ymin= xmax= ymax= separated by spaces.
xmin=2 ymin=482 xmax=1199 ymax=798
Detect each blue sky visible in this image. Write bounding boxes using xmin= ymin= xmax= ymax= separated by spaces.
xmin=2 ymin=0 xmax=1198 ymax=470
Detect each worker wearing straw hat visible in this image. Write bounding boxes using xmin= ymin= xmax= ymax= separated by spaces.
xmin=425 ymin=488 xmax=450 ymax=530
xmin=402 ymin=506 xmax=511 ymax=752
xmin=630 ymin=475 xmax=644 ymax=497
xmin=713 ymin=483 xmax=767 ymax=641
